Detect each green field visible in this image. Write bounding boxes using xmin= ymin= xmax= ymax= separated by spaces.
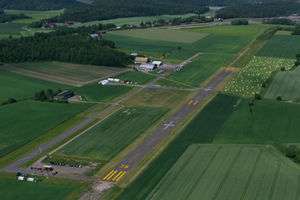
xmin=0 ymin=173 xmax=84 ymax=200
xmin=0 ymin=101 xmax=90 ymax=157
xmin=264 ymin=66 xmax=300 ymax=101
xmin=225 ymin=56 xmax=295 ymax=97
xmin=116 ymin=71 xmax=156 ymax=84
xmin=109 ymin=28 xmax=208 ymax=43
xmin=0 ymin=70 xmax=66 ymax=103
xmin=214 ymin=98 xmax=300 ymax=144
xmin=58 ymin=107 xmax=167 ymax=161
xmin=4 ymin=9 xmax=63 ymax=24
xmin=106 ymin=25 xmax=268 ymax=64
xmin=117 ymin=94 xmax=238 ymax=200
xmin=0 ymin=23 xmax=24 ymax=37
xmin=147 ymin=144 xmax=300 ymax=200
xmin=167 ymin=53 xmax=233 ymax=87
xmin=10 ymin=62 xmax=126 ymax=86
xmin=74 ymin=84 xmax=132 ymax=102
xmin=257 ymin=35 xmax=300 ymax=59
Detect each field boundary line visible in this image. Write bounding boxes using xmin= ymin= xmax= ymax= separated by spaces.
xmin=268 ymin=161 xmax=281 ymax=200
xmin=211 ymin=147 xmax=244 ymax=200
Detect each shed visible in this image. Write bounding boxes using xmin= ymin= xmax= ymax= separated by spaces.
xmin=135 ymin=57 xmax=149 ymax=64
xmin=139 ymin=63 xmax=156 ymax=71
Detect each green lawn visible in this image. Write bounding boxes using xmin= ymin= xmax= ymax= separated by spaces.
xmin=0 ymin=70 xmax=67 ymax=103
xmin=0 ymin=101 xmax=90 ymax=157
xmin=257 ymin=35 xmax=300 ymax=59
xmin=0 ymin=173 xmax=84 ymax=200
xmin=58 ymin=106 xmax=167 ymax=161
xmin=214 ymin=98 xmax=300 ymax=144
xmin=147 ymin=144 xmax=300 ymax=200
xmin=264 ymin=66 xmax=300 ymax=101
xmin=74 ymin=84 xmax=132 ymax=102
xmin=117 ymin=94 xmax=238 ymax=200
xmin=225 ymin=56 xmax=295 ymax=97
xmin=116 ymin=71 xmax=156 ymax=84
xmin=167 ymin=53 xmax=233 ymax=87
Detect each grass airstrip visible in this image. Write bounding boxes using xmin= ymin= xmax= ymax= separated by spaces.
xmin=58 ymin=106 xmax=167 ymax=162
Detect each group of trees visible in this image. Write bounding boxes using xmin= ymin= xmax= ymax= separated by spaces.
xmin=0 ymin=26 xmax=132 ymax=67
xmin=216 ymin=2 xmax=300 ymax=19
xmin=0 ymin=9 xmax=30 ymax=23
xmin=231 ymin=19 xmax=249 ymax=25
xmin=1 ymin=98 xmax=17 ymax=106
xmin=263 ymin=18 xmax=296 ymax=26
xmin=34 ymin=89 xmax=60 ymax=102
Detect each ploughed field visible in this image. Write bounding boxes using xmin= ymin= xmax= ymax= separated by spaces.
xmin=57 ymin=106 xmax=168 ymax=162
xmin=0 ymin=101 xmax=90 ymax=158
xmin=147 ymin=144 xmax=300 ymax=200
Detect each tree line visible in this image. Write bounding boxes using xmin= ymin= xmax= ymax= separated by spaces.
xmin=0 ymin=26 xmax=132 ymax=67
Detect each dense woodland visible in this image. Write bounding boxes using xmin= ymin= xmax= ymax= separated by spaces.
xmin=0 ymin=26 xmax=131 ymax=67
xmin=0 ymin=0 xmax=82 ymax=10
xmin=0 ymin=9 xmax=30 ymax=23
xmin=216 ymin=2 xmax=300 ymax=18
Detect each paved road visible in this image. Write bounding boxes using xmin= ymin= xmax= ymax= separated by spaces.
xmin=103 ymin=68 xmax=234 ymax=182
xmin=3 ymin=117 xmax=94 ymax=174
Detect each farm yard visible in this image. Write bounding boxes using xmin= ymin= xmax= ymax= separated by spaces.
xmin=8 ymin=62 xmax=127 ymax=86
xmin=0 ymin=69 xmax=66 ymax=103
xmin=264 ymin=66 xmax=300 ymax=101
xmin=225 ymin=56 xmax=295 ymax=97
xmin=0 ymin=173 xmax=84 ymax=200
xmin=147 ymin=144 xmax=300 ymax=200
xmin=0 ymin=101 xmax=90 ymax=158
xmin=57 ymin=106 xmax=167 ymax=162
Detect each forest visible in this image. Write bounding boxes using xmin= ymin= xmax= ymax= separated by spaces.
xmin=0 ymin=26 xmax=131 ymax=67
xmin=0 ymin=0 xmax=82 ymax=10
xmin=216 ymin=2 xmax=300 ymax=18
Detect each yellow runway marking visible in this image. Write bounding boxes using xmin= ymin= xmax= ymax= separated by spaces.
xmin=106 ymin=170 xmax=117 ymax=181
xmin=116 ymin=171 xmax=126 ymax=182
xmin=112 ymin=171 xmax=124 ymax=182
xmin=103 ymin=170 xmax=115 ymax=180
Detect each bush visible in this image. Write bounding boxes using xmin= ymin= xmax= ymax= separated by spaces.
xmin=231 ymin=19 xmax=249 ymax=25
xmin=286 ymin=145 xmax=297 ymax=159
xmin=276 ymin=96 xmax=282 ymax=101
xmin=254 ymin=93 xmax=262 ymax=100
xmin=1 ymin=98 xmax=17 ymax=106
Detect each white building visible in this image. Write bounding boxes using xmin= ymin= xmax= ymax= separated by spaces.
xmin=139 ymin=63 xmax=156 ymax=71
xmin=152 ymin=61 xmax=163 ymax=67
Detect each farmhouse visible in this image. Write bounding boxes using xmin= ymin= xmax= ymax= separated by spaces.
xmin=135 ymin=57 xmax=149 ymax=64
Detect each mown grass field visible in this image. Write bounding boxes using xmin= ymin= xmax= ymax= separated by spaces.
xmin=264 ymin=66 xmax=300 ymax=101
xmin=0 ymin=173 xmax=85 ymax=200
xmin=117 ymin=94 xmax=238 ymax=200
xmin=10 ymin=62 xmax=126 ymax=86
xmin=74 ymin=84 xmax=132 ymax=102
xmin=225 ymin=56 xmax=295 ymax=97
xmin=147 ymin=144 xmax=300 ymax=200
xmin=116 ymin=71 xmax=156 ymax=84
xmin=124 ymin=88 xmax=190 ymax=108
xmin=4 ymin=9 xmax=63 ymax=24
xmin=0 ymin=101 xmax=90 ymax=158
xmin=0 ymin=70 xmax=66 ymax=103
xmin=167 ymin=53 xmax=233 ymax=87
xmin=214 ymin=98 xmax=300 ymax=144
xmin=58 ymin=106 xmax=167 ymax=162
xmin=109 ymin=28 xmax=208 ymax=43
xmin=257 ymin=35 xmax=300 ymax=59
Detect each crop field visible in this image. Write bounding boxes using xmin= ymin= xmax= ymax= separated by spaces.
xmin=58 ymin=106 xmax=167 ymax=162
xmin=124 ymin=88 xmax=190 ymax=108
xmin=74 ymin=84 xmax=132 ymax=102
xmin=4 ymin=9 xmax=63 ymax=24
xmin=117 ymin=94 xmax=238 ymax=200
xmin=0 ymin=101 xmax=89 ymax=157
xmin=0 ymin=173 xmax=84 ymax=200
xmin=116 ymin=71 xmax=156 ymax=84
xmin=167 ymin=53 xmax=233 ymax=87
xmin=0 ymin=70 xmax=66 ymax=103
xmin=257 ymin=35 xmax=300 ymax=59
xmin=264 ymin=66 xmax=300 ymax=101
xmin=225 ymin=56 xmax=295 ymax=97
xmin=109 ymin=28 xmax=208 ymax=43
xmin=9 ymin=62 xmax=126 ymax=86
xmin=147 ymin=144 xmax=300 ymax=200
xmin=214 ymin=98 xmax=300 ymax=144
